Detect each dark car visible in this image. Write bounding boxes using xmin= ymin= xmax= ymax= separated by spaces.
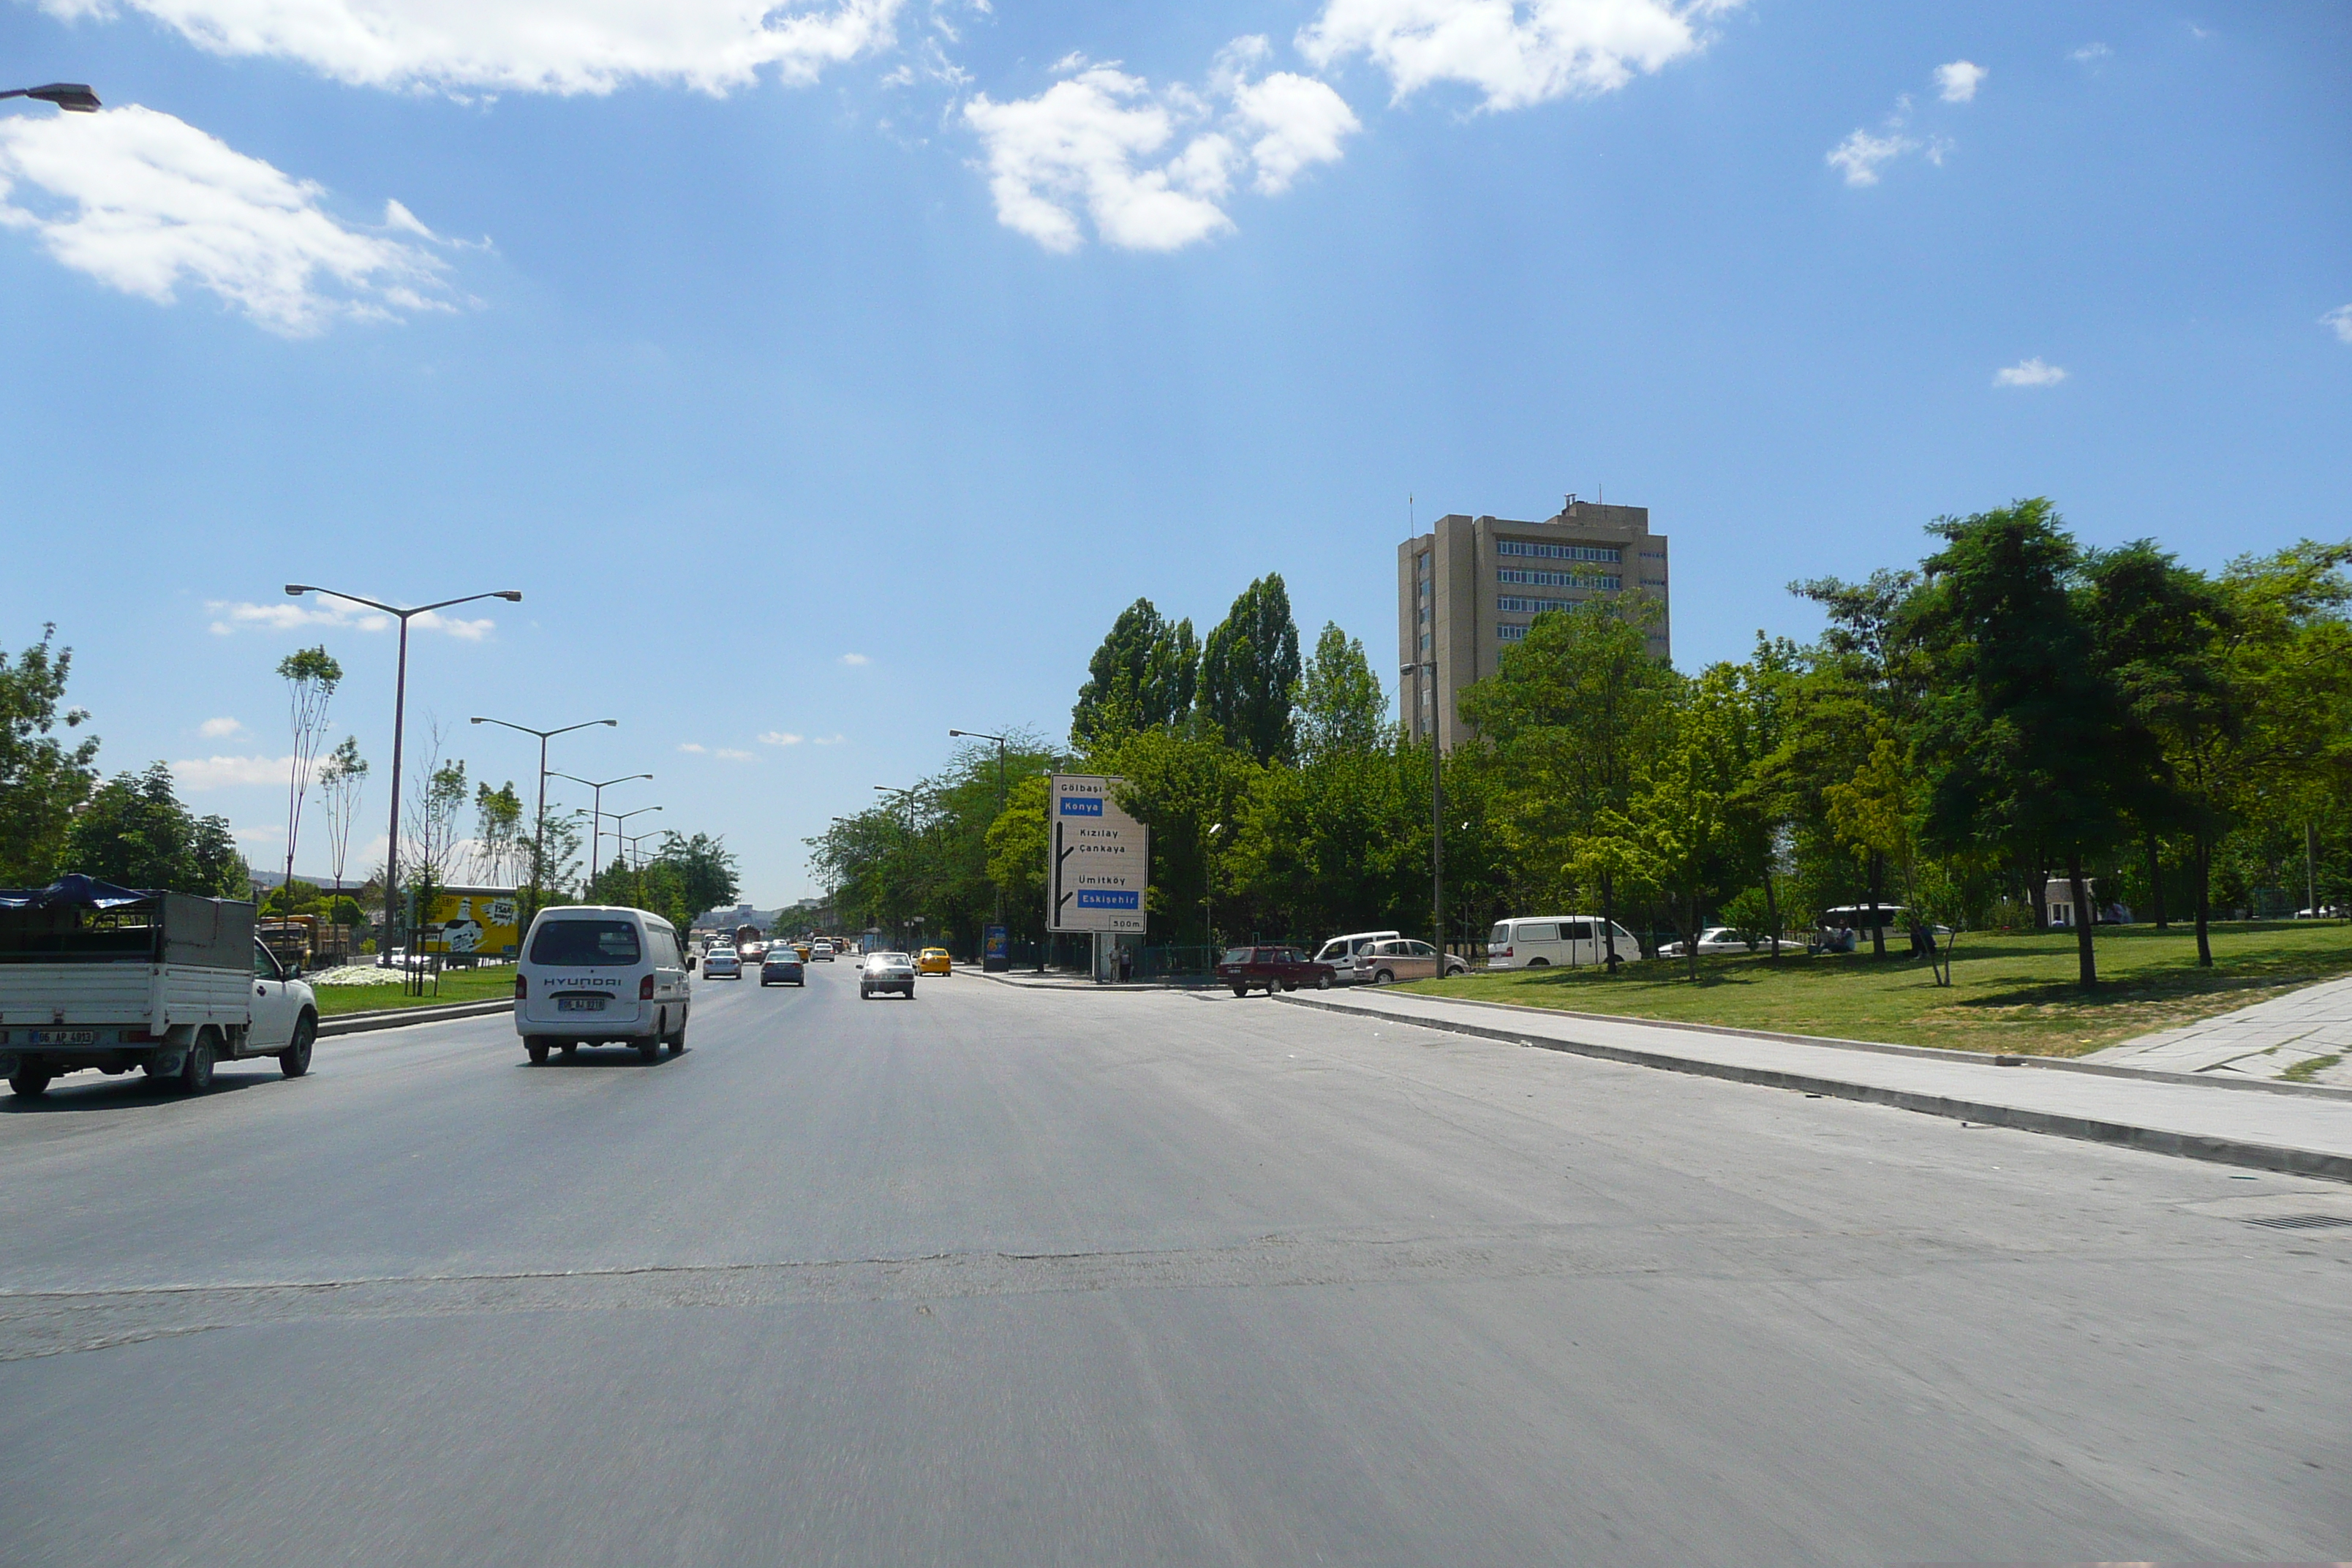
xmin=760 ymin=949 xmax=805 ymax=987
xmin=1216 ymin=945 xmax=1338 ymax=998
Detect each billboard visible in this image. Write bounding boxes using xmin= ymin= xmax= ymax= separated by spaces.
xmin=420 ymin=889 xmax=522 ymax=959
xmin=1047 ymin=774 xmax=1147 ymax=934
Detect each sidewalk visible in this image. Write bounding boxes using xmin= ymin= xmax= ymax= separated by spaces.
xmin=1271 ymin=987 xmax=2352 ymax=1183
xmin=963 ymin=966 xmax=1220 ymax=992
xmin=2085 ymin=973 xmax=2352 ymax=1088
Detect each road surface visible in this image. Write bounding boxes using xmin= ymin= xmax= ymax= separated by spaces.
xmin=3 ymin=963 xmax=2346 ymax=1564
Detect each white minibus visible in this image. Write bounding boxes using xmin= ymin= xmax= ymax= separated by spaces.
xmin=514 ymin=905 xmax=692 ymax=1064
xmin=1486 ymin=916 xmax=1640 ymax=970
xmin=1311 ymin=930 xmax=1402 ymax=983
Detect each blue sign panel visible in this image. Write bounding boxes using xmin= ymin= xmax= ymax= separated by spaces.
xmin=1058 ymin=796 xmax=1104 ymax=817
xmin=1075 ymin=889 xmax=1140 ymax=910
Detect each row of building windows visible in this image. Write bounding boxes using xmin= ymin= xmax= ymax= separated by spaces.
xmin=1498 ymin=539 xmax=1621 ymax=564
xmin=1498 ymin=623 xmax=1529 ymax=642
xmin=1496 ymin=595 xmax=1582 ymax=615
xmin=1498 ymin=568 xmax=1621 ymax=591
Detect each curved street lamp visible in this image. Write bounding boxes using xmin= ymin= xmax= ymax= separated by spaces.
xmin=0 ymin=84 xmax=100 ymax=112
xmin=284 ymin=584 xmax=521 ymax=959
xmin=551 ymin=771 xmax=652 ymax=883
xmin=470 ymin=715 xmax=617 ymax=916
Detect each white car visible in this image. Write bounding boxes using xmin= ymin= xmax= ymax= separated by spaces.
xmin=701 ymin=946 xmax=741 ymax=979
xmin=811 ymin=941 xmax=834 ymax=961
xmin=1311 ymin=930 xmax=1401 ymax=984
xmin=514 ymin=905 xmax=691 ymax=1064
xmin=860 ymin=951 xmax=916 ymax=999
xmin=1659 ymin=927 xmax=1755 ymax=958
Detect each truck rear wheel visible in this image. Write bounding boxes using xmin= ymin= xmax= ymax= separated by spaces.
xmin=9 ymin=1067 xmax=52 ymax=1098
xmin=178 ymin=1030 xmax=217 ymax=1093
xmin=279 ymin=1013 xmax=316 ymax=1078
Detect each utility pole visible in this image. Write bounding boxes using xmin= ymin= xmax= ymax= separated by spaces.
xmin=1402 ymin=658 xmax=1444 ymax=956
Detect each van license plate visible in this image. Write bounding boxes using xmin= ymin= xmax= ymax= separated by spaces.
xmin=30 ymin=1029 xmax=97 ymax=1046
xmin=557 ymin=998 xmax=608 ymax=1012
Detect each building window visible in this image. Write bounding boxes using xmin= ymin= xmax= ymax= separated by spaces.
xmin=1496 ymin=595 xmax=1582 ymax=615
xmin=1498 ymin=624 xmax=1530 ymax=643
xmin=1499 ymin=568 xmax=1620 ymax=591
xmin=1419 ymin=632 xmax=1431 ymax=652
xmin=1498 ymin=540 xmax=1621 ymax=564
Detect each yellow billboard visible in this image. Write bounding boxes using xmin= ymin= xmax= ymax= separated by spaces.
xmin=421 ymin=889 xmax=523 ymax=960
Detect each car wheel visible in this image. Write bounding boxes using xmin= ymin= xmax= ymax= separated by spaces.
xmin=1315 ymin=972 xmax=1333 ymax=990
xmin=9 ymin=1067 xmax=52 ymax=1098
xmin=527 ymin=1040 xmax=550 ymax=1065
xmin=561 ymin=1042 xmax=578 ymax=1059
xmin=279 ymin=1011 xmax=316 ymax=1078
xmin=1281 ymin=981 xmax=1297 ymax=992
xmin=178 ymin=1028 xmax=218 ymax=1092
xmin=1526 ymin=958 xmax=1549 ymax=968
xmin=1231 ymin=985 xmax=1248 ymax=998
xmin=637 ymin=1035 xmax=662 ymax=1064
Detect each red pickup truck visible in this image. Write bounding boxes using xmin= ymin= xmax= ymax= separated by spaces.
xmin=1216 ymin=945 xmax=1338 ymax=998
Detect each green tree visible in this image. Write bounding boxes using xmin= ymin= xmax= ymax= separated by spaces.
xmin=276 ymin=645 xmax=342 ymax=899
xmin=1901 ymin=499 xmax=2139 ymax=987
xmin=0 ymin=624 xmax=100 ymax=886
xmin=654 ymin=832 xmax=742 ymax=924
xmin=317 ymin=736 xmax=368 ymax=911
xmin=1071 ymin=599 xmax=1198 ymax=750
xmin=64 ymin=762 xmax=249 ymax=894
xmin=1200 ymin=574 xmax=1302 ymax=765
xmin=474 ymin=780 xmax=525 ymax=887
xmin=1098 ymin=725 xmax=1260 ymax=943
xmin=1292 ymin=622 xmax=1387 ymax=764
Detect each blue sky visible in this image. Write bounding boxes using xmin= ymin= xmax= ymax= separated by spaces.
xmin=1 ymin=0 xmax=2346 ymax=905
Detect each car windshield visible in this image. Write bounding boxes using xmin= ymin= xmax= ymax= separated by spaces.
xmin=529 ymin=920 xmax=642 ymax=966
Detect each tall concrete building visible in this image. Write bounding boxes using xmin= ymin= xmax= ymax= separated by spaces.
xmin=1398 ymin=497 xmax=1670 ymax=749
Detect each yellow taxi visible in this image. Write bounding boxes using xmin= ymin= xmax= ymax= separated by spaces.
xmin=916 ymin=947 xmax=954 ymax=976
xmin=794 ymin=941 xmax=813 ymax=961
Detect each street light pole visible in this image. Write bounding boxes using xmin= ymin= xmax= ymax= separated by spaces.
xmin=0 ymin=84 xmax=101 ymax=111
xmin=600 ymin=805 xmax=663 ymax=875
xmin=551 ymin=772 xmax=652 ymax=885
xmin=1403 ymin=659 xmax=1444 ymax=957
xmin=284 ymin=584 xmax=521 ymax=963
xmin=470 ymin=715 xmax=617 ymax=918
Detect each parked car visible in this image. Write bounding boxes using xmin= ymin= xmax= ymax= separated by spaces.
xmin=916 ymin=947 xmax=953 ymax=975
xmin=1659 ymin=927 xmax=1756 ymax=958
xmin=861 ymin=950 xmax=916 ymax=999
xmin=1216 ymin=945 xmax=1338 ymax=997
xmin=1310 ymin=930 xmax=1402 ymax=984
xmin=701 ymin=946 xmax=742 ymax=979
xmin=1360 ymin=938 xmax=1469 ymax=984
xmin=760 ymin=949 xmax=805 ymax=986
xmin=1486 ymin=916 xmax=1642 ymax=969
xmin=514 ymin=905 xmax=690 ymax=1064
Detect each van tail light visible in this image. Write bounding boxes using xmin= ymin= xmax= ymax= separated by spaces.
xmin=513 ymin=976 xmax=527 ymax=1000
xmin=639 ymin=973 xmax=656 ymax=1000
xmin=1499 ymin=946 xmax=1512 ymax=959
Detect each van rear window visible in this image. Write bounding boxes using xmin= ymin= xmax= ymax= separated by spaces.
xmin=529 ymin=920 xmax=641 ymax=966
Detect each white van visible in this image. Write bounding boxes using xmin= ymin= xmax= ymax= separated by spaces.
xmin=1311 ymin=930 xmax=1401 ymax=984
xmin=1487 ymin=916 xmax=1640 ymax=970
xmin=514 ymin=905 xmax=690 ymax=1065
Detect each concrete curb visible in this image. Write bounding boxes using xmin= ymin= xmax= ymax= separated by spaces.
xmin=966 ymin=970 xmax=1220 ymax=993
xmin=1275 ymin=992 xmax=2352 ymax=1184
xmin=317 ymin=999 xmax=512 ymax=1037
xmin=1372 ymin=987 xmax=2352 ymax=1103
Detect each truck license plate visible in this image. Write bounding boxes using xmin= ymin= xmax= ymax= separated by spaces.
xmin=557 ymin=997 xmax=608 ymax=1012
xmin=30 ymin=1029 xmax=97 ymax=1046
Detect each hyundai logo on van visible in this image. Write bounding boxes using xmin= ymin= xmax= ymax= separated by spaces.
xmin=1058 ymin=796 xmax=1103 ymax=817
xmin=551 ymin=975 xmax=622 ymax=989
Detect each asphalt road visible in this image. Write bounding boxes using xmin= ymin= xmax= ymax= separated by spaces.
xmin=3 ymin=962 xmax=2348 ymax=1565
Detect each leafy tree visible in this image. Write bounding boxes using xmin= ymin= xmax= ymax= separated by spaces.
xmin=1292 ymin=622 xmax=1387 ymax=764
xmin=474 ymin=780 xmax=525 ymax=886
xmin=276 ymin=645 xmax=342 ymax=900
xmin=1201 ymin=575 xmax=1302 ymax=765
xmin=1099 ymin=725 xmax=1260 ymax=943
xmin=984 ymin=773 xmax=1052 ymax=941
xmin=655 ymin=832 xmax=741 ymax=924
xmin=317 ymin=736 xmax=368 ymax=911
xmin=1072 ymin=599 xmax=1198 ymax=750
xmin=64 ymin=762 xmax=248 ymax=894
xmin=1901 ymin=500 xmax=2141 ymax=987
xmin=0 ymin=624 xmax=99 ymax=886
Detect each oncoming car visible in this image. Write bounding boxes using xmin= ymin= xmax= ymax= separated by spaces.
xmin=860 ymin=951 xmax=916 ymax=999
xmin=514 ymin=905 xmax=690 ymax=1064
xmin=916 ymin=947 xmax=952 ymax=976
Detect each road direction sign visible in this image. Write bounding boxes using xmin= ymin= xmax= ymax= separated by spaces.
xmin=1047 ymin=774 xmax=1147 ymax=934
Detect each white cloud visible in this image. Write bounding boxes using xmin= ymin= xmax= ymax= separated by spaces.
xmin=173 ymin=753 xmax=316 ymax=789
xmin=1934 ymin=59 xmax=1985 ymax=102
xmin=198 ymin=716 xmax=245 ymax=738
xmin=2070 ymin=42 xmax=2110 ymax=64
xmin=1296 ymin=0 xmax=1730 ymax=113
xmin=204 ymin=598 xmax=495 ymax=639
xmin=840 ymin=652 xmax=871 ymax=665
xmin=677 ymin=742 xmax=708 ymax=753
xmin=964 ymin=46 xmax=1357 ymax=252
xmin=0 ymin=105 xmax=457 ymax=336
xmin=715 ymin=748 xmax=755 ymax=761
xmin=232 ymin=823 xmax=281 ymax=843
xmin=34 ymin=0 xmax=904 ymax=97
xmin=812 ymin=734 xmax=847 ymax=745
xmin=1994 ymin=357 xmax=2067 ymax=387
xmin=1826 ymin=127 xmax=1913 ymax=187
xmin=759 ymin=731 xmax=804 ymax=746
xmin=2323 ymin=304 xmax=2352 ymax=346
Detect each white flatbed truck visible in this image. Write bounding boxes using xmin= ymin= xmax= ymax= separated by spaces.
xmin=0 ymin=880 xmax=318 ymax=1098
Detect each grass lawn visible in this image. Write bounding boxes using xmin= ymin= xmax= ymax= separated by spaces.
xmin=1401 ymin=921 xmax=2352 ymax=1058
xmin=309 ymin=965 xmax=516 ymax=1017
